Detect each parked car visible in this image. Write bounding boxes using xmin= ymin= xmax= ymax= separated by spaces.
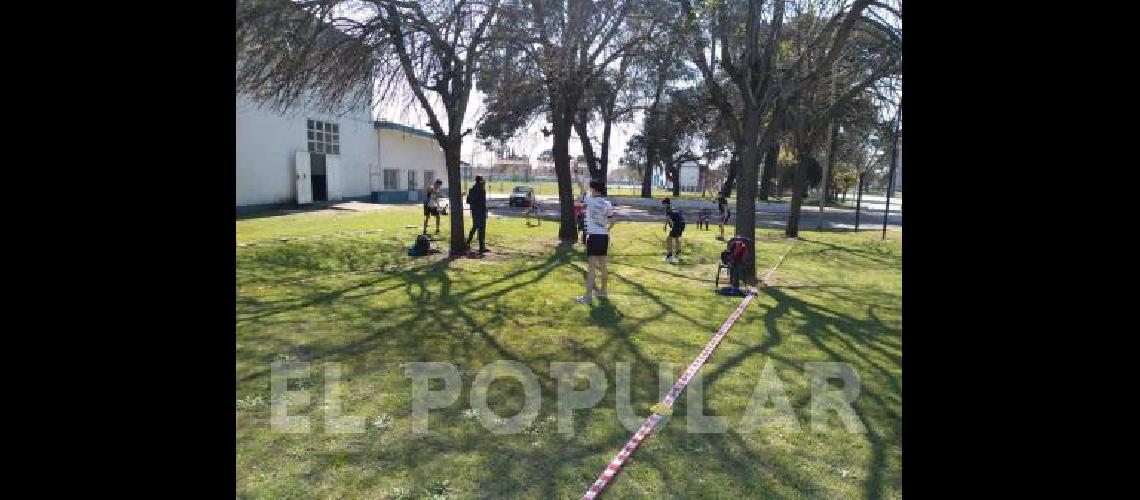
xmin=508 ymin=186 xmax=535 ymax=207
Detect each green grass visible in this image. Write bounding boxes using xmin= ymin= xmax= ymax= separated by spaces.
xmin=237 ymin=207 xmax=902 ymax=499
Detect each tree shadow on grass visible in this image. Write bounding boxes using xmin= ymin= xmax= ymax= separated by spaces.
xmin=691 ymin=282 xmax=900 ymax=499
xmin=236 ymin=235 xmax=900 ymax=498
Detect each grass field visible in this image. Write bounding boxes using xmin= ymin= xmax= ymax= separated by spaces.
xmin=236 ymin=207 xmax=902 ymax=499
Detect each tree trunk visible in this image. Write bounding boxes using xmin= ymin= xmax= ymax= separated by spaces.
xmin=735 ymin=114 xmax=760 ymax=284
xmin=599 ymin=110 xmax=613 ymax=184
xmin=760 ymin=139 xmax=778 ymax=201
xmin=574 ymin=110 xmax=602 ymax=181
xmin=824 ymin=123 xmax=839 ymax=204
xmin=785 ymin=144 xmax=809 ymax=238
xmin=641 ymin=125 xmax=656 ymax=198
xmin=444 ymin=139 xmax=467 ymax=255
xmin=665 ymin=160 xmax=674 ymax=199
xmin=552 ymin=114 xmax=578 ymax=242
xmin=720 ymin=151 xmax=739 ymax=199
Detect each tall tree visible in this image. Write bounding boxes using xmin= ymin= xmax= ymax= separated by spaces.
xmin=781 ymin=0 xmax=900 ymax=237
xmin=483 ymin=0 xmax=659 ymax=242
xmin=237 ymin=0 xmax=502 ymax=256
xmin=574 ymin=52 xmax=638 ymax=183
xmin=631 ymin=10 xmax=690 ymax=198
xmin=679 ymin=0 xmax=791 ymax=283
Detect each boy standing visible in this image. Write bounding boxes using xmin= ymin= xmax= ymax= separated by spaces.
xmin=423 ymin=179 xmax=443 ymax=235
xmin=662 ymin=197 xmax=686 ymax=263
xmin=575 ymin=179 xmax=615 ymax=305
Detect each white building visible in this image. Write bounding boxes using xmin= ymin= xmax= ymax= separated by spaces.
xmin=677 ymin=154 xmax=701 ymax=192
xmin=235 ymin=0 xmax=446 ymax=214
xmin=374 ymin=121 xmax=447 ymax=203
xmin=235 ymin=96 xmax=447 ymax=214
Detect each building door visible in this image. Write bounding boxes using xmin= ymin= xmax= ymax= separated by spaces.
xmin=311 ymin=154 xmax=328 ymax=202
xmin=326 ymin=155 xmax=342 ymax=201
xmin=295 ymin=152 xmax=313 ymax=205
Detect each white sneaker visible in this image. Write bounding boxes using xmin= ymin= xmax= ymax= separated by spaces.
xmin=574 ymin=296 xmax=593 ymax=304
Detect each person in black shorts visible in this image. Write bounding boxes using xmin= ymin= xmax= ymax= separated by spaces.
xmin=576 ymin=179 xmax=615 ymax=305
xmin=662 ymin=197 xmax=686 ymax=263
xmin=716 ymin=195 xmax=731 ymax=241
xmin=465 ymin=175 xmax=488 ymax=254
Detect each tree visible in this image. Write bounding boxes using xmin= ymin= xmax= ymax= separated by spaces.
xmin=482 ymin=0 xmax=659 ymax=242
xmin=834 ymin=168 xmax=858 ymax=202
xmin=237 ymin=0 xmax=502 ymax=256
xmin=780 ymin=1 xmax=901 ymax=237
xmin=621 ymin=133 xmax=648 ymax=180
xmin=574 ymin=52 xmax=638 ymax=184
xmin=630 ymin=7 xmax=691 ymax=198
xmin=645 ymin=86 xmax=708 ymax=196
xmin=678 ymin=0 xmax=791 ymax=283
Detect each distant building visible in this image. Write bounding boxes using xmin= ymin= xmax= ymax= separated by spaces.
xmin=676 ymin=152 xmax=701 ymax=192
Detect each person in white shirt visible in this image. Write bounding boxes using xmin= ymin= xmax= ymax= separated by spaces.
xmin=423 ymin=179 xmax=443 ymax=235
xmin=576 ymin=179 xmax=615 ymax=305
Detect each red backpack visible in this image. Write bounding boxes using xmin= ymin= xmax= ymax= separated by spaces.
xmin=721 ymin=237 xmax=750 ymax=265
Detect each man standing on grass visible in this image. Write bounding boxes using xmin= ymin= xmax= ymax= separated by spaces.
xmin=662 ymin=197 xmax=686 ymax=263
xmin=423 ymin=179 xmax=443 ymax=235
xmin=576 ymin=179 xmax=615 ymax=305
xmin=466 ymin=175 xmax=488 ymax=254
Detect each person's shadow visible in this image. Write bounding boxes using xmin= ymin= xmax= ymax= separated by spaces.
xmin=589 ymin=298 xmax=623 ymax=324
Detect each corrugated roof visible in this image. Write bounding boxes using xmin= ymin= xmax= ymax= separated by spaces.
xmin=374 ymin=120 xmax=436 ymax=139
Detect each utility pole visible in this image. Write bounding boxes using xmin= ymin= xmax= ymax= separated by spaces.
xmin=882 ymin=102 xmax=901 ymax=241
xmin=854 ymin=166 xmax=864 ymax=230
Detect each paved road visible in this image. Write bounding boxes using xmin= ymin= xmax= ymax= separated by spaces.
xmin=484 ymin=194 xmax=901 ymax=230
xmin=325 ymin=194 xmax=901 ymax=230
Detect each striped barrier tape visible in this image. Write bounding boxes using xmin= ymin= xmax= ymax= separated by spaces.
xmin=581 ymin=290 xmax=757 ymax=500
xmin=581 ymin=238 xmax=797 ymax=498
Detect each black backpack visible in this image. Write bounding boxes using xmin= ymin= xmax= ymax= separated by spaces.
xmin=411 ymin=234 xmax=431 ymax=256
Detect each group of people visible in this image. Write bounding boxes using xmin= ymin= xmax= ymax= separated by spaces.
xmin=422 ymin=176 xmax=489 ymax=255
xmin=422 ymin=176 xmax=736 ymax=304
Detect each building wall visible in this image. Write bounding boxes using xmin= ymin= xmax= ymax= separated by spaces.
xmin=376 ymin=129 xmax=446 ymax=202
xmin=679 ymin=163 xmax=700 ymax=192
xmin=236 ymin=93 xmax=377 ymax=207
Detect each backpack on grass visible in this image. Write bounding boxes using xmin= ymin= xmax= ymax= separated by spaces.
xmin=408 ymin=234 xmax=432 ymax=256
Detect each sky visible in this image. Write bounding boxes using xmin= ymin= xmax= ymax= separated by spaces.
xmin=340 ymin=0 xmax=900 ymax=173
xmin=372 ymin=81 xmax=644 ymax=173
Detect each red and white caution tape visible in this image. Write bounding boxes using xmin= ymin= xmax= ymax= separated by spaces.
xmin=581 ymin=290 xmax=757 ymax=500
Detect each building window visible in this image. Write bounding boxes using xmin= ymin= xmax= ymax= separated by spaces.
xmin=307 ymin=119 xmax=340 ymax=155
xmin=383 ymin=169 xmax=399 ymax=190
xmin=423 ymin=170 xmax=435 ymax=190
xmin=407 ymin=170 xmax=417 ymax=190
